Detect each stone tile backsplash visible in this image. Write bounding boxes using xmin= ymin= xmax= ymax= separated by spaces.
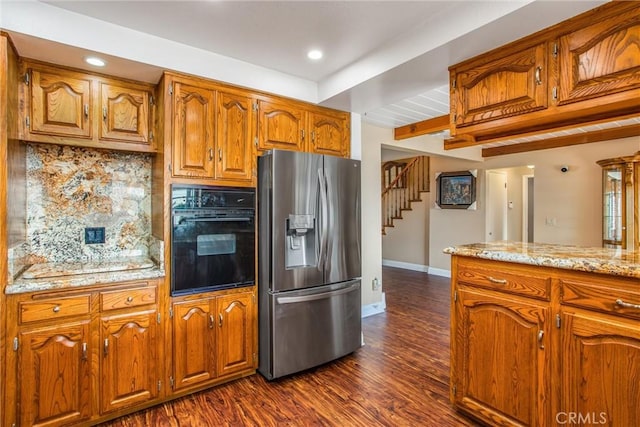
xmin=25 ymin=143 xmax=153 ymax=263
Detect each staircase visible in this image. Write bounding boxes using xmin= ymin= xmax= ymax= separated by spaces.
xmin=381 ymin=156 xmax=429 ymax=235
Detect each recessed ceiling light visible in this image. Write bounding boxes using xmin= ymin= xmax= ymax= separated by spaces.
xmin=527 ymin=165 xmax=535 ymax=169
xmin=85 ymin=57 xmax=106 ymax=67
xmin=307 ymin=49 xmax=323 ymax=60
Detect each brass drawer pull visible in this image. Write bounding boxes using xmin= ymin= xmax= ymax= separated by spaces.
xmin=52 ymin=305 xmax=60 ymax=313
xmin=209 ymin=314 xmax=214 ymax=329
xmin=488 ymin=276 xmax=507 ymax=284
xmin=535 ymin=66 xmax=542 ymax=85
xmin=126 ymin=296 xmax=133 ymax=303
xmin=615 ymin=299 xmax=640 ymax=310
xmin=537 ymin=330 xmax=544 ymax=349
xmin=82 ymin=343 xmax=88 ymax=361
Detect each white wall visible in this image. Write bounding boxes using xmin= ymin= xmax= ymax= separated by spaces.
xmin=428 ymin=136 xmax=640 ymax=270
xmin=382 ymin=197 xmax=429 ymax=267
xmin=360 ymin=124 xmax=385 ymax=307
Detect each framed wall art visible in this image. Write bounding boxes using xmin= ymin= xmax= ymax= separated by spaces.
xmin=435 ymin=170 xmax=477 ymax=210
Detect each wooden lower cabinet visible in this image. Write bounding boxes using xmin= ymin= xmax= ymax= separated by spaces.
xmin=452 ymin=288 xmax=550 ymax=426
xmin=451 ymin=255 xmax=640 ymax=426
xmin=561 ymin=310 xmax=640 ymax=426
xmin=216 ymin=292 xmax=256 ymax=376
xmin=100 ymin=309 xmax=160 ymax=414
xmin=170 ymin=290 xmax=256 ymax=393
xmin=5 ymin=282 xmax=258 ymax=425
xmin=18 ymin=321 xmax=92 ymax=427
xmin=171 ymin=298 xmax=216 ymax=391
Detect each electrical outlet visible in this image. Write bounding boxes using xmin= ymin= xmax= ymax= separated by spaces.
xmin=372 ymin=277 xmax=381 ymax=291
xmin=85 ymin=227 xmax=105 ymax=244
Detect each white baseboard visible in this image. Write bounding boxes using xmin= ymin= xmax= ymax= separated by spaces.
xmin=382 ymin=259 xmax=429 ymax=272
xmin=361 ymin=292 xmax=386 ymax=318
xmin=427 ymin=267 xmax=451 ymax=278
xmin=381 ymin=259 xmax=451 ymax=278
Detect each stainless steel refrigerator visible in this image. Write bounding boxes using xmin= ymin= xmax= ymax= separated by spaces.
xmin=258 ymin=149 xmax=362 ymax=380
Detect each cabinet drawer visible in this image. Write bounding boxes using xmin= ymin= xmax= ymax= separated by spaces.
xmin=457 ymin=259 xmax=551 ymax=300
xmin=100 ymin=285 xmax=157 ymax=311
xmin=561 ymin=277 xmax=640 ymax=320
xmin=19 ymin=295 xmax=91 ymax=324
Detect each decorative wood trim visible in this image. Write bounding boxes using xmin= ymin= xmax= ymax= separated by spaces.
xmin=443 ymin=133 xmax=476 ymax=150
xmin=481 ymin=124 xmax=640 ymax=157
xmin=394 ymin=114 xmax=449 ymax=140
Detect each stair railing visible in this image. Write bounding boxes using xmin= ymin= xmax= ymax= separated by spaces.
xmin=381 ymin=156 xmax=429 ymax=234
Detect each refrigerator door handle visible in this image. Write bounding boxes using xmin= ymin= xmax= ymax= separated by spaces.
xmin=317 ymin=168 xmax=329 ymax=268
xmin=324 ymin=171 xmax=335 ymax=264
xmin=276 ymin=282 xmax=360 ymax=304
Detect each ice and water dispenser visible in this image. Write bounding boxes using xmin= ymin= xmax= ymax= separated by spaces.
xmin=285 ymin=214 xmax=318 ymax=269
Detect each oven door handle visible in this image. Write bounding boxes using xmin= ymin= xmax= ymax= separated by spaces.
xmin=184 ymin=217 xmax=252 ymax=222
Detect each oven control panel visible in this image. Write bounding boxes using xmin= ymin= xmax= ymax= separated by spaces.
xmin=172 ymin=185 xmax=255 ymax=210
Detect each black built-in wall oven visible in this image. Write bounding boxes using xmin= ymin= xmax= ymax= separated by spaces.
xmin=171 ymin=185 xmax=255 ymax=296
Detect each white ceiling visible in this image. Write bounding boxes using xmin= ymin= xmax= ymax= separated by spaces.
xmin=1 ymin=0 xmax=608 ymax=130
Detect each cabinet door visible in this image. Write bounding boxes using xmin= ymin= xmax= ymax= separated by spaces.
xmin=100 ymin=82 xmax=151 ymax=144
xmin=29 ymin=69 xmax=92 ymax=138
xmin=216 ymin=292 xmax=255 ymax=377
xmin=100 ymin=310 xmax=159 ymax=414
xmin=561 ymin=311 xmax=640 ymax=425
xmin=216 ymin=92 xmax=254 ymax=181
xmin=172 ymin=81 xmax=216 ymax=178
xmin=451 ymin=43 xmax=547 ymax=127
xmin=172 ymin=298 xmax=216 ymax=391
xmin=557 ymin=7 xmax=640 ymax=106
xmin=452 ymin=288 xmax=551 ymax=426
xmin=18 ymin=321 xmax=91 ymax=427
xmin=257 ymin=99 xmax=306 ymax=152
xmin=308 ymin=110 xmax=349 ymax=157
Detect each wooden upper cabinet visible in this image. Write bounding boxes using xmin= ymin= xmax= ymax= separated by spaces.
xmin=216 ymin=292 xmax=255 ymax=377
xmin=446 ymin=2 xmax=640 ymax=146
xmin=100 ymin=82 xmax=151 ymax=144
xmin=216 ymin=92 xmax=254 ymax=181
xmin=257 ymin=99 xmax=306 ymax=152
xmin=451 ymin=43 xmax=547 ymax=128
xmin=29 ymin=68 xmax=92 ymax=139
xmin=172 ymin=81 xmax=216 ymax=178
xmin=18 ymin=321 xmax=92 ymax=427
xmin=100 ymin=309 xmax=160 ymax=414
xmin=556 ymin=6 xmax=640 ymax=106
xmin=561 ymin=311 xmax=640 ymax=426
xmin=21 ymin=62 xmax=157 ymax=152
xmin=308 ymin=110 xmax=350 ymax=157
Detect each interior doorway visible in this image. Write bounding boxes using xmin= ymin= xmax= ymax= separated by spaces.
xmin=485 ymin=170 xmax=507 ymax=242
xmin=522 ymin=174 xmax=535 ymax=243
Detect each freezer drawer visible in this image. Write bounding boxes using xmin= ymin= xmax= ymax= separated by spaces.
xmin=259 ymin=280 xmax=362 ymax=380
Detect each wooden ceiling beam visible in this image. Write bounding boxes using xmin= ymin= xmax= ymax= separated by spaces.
xmin=481 ymin=124 xmax=640 ymax=157
xmin=394 ymin=114 xmax=449 ymax=140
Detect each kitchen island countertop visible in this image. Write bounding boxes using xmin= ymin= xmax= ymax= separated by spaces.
xmin=443 ymin=241 xmax=640 ymax=279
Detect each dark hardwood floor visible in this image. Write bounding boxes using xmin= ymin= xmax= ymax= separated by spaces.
xmin=100 ymin=267 xmax=480 ymax=426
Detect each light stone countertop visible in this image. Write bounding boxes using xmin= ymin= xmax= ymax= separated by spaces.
xmin=6 ymin=256 xmax=165 ymax=294
xmin=443 ymin=241 xmax=640 ymax=279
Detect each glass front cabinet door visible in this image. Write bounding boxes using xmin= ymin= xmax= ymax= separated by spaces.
xmin=597 ymin=152 xmax=640 ymax=250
